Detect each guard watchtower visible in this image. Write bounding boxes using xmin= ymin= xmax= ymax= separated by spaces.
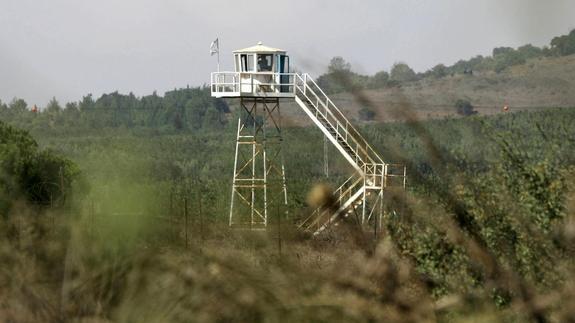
xmin=212 ymin=43 xmax=406 ymax=234
xmin=212 ymin=42 xmax=292 ymax=229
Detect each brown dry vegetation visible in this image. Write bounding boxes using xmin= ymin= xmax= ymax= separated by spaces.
xmin=0 ymin=209 xmax=436 ymax=322
xmin=1 ymin=182 xmax=575 ymax=322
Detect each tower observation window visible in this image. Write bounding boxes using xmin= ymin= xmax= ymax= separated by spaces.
xmin=257 ymin=54 xmax=273 ymax=72
xmin=241 ymin=54 xmax=254 ymax=72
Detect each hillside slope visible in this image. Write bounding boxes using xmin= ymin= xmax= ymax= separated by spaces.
xmin=276 ymin=54 xmax=575 ymax=126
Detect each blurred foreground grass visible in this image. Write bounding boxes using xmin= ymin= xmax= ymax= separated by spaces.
xmin=2 ymin=107 xmax=575 ymax=322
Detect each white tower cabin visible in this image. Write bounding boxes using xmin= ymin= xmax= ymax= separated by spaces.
xmin=211 ymin=42 xmax=406 ymax=234
xmin=212 ymin=42 xmax=293 ymax=98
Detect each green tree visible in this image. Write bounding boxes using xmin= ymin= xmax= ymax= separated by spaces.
xmin=9 ymin=98 xmax=28 ymax=113
xmin=390 ymin=62 xmax=417 ymax=83
xmin=62 ymin=102 xmax=80 ymax=128
xmin=550 ymin=29 xmax=575 ymax=56
xmin=492 ymin=47 xmax=514 ymax=56
xmin=202 ymin=106 xmax=223 ymax=129
xmin=327 ymin=56 xmax=351 ymax=73
xmin=185 ymin=98 xmax=203 ymax=130
xmin=494 ymin=50 xmax=526 ymax=73
xmin=0 ymin=100 xmax=11 ymax=120
xmin=317 ymin=56 xmax=356 ymax=93
xmin=517 ymin=44 xmax=543 ymax=60
xmin=65 ymin=102 xmax=78 ymax=112
xmin=79 ymin=94 xmax=95 ymax=111
xmin=429 ymin=64 xmax=448 ymax=79
xmin=46 ymin=97 xmax=62 ymax=114
xmin=368 ymin=71 xmax=390 ymax=88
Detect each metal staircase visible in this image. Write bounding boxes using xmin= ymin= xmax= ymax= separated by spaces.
xmin=293 ymin=73 xmax=405 ymax=235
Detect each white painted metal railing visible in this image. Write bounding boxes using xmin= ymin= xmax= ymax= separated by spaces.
xmin=298 ymin=172 xmax=364 ymax=233
xmin=211 ymin=72 xmax=296 ymax=96
xmin=298 ymin=163 xmax=406 ymax=235
xmin=293 ymin=74 xmax=385 ymax=169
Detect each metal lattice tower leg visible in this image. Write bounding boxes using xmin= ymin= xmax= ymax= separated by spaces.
xmin=229 ymin=97 xmax=288 ymax=229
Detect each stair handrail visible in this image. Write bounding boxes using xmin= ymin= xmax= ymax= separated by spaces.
xmin=294 ymin=77 xmax=375 ymax=168
xmin=299 ymin=173 xmax=364 ymax=231
xmin=293 ymin=76 xmax=368 ymax=166
xmin=302 ymin=73 xmax=385 ymax=165
xmin=294 ymin=74 xmax=385 ymax=167
xmin=297 ymin=173 xmax=358 ymax=229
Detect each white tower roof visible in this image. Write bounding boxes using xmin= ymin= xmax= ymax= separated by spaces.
xmin=233 ymin=42 xmax=286 ymax=54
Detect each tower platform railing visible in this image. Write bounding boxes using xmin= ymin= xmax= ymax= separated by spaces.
xmin=211 ymin=72 xmax=297 ymax=98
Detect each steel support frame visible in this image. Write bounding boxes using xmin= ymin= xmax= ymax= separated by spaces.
xmin=359 ymin=187 xmax=385 ymax=232
xmin=357 ymin=163 xmax=385 ymax=231
xmin=229 ymin=97 xmax=288 ymax=229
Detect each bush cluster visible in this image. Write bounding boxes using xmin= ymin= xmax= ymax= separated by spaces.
xmin=0 ymin=121 xmax=79 ymax=216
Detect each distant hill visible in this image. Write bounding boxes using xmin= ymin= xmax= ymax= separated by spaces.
xmin=272 ymin=29 xmax=575 ymax=126
xmin=3 ymin=30 xmax=575 ymax=132
xmin=278 ymin=54 xmax=575 ymax=126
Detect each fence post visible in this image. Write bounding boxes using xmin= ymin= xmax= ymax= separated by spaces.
xmin=184 ymin=197 xmax=188 ymax=249
xmin=169 ymin=187 xmax=174 ymax=242
xmin=199 ymin=192 xmax=204 ymax=244
xmin=277 ymin=201 xmax=282 ymax=257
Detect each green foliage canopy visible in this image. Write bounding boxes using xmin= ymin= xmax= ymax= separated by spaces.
xmin=0 ymin=86 xmax=230 ymax=134
xmin=0 ymin=121 xmax=80 ymax=216
xmin=390 ymin=62 xmax=417 ymax=83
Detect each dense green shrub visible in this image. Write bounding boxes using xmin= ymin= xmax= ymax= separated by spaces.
xmin=0 ymin=121 xmax=79 ymax=216
xmin=455 ymin=99 xmax=477 ymax=116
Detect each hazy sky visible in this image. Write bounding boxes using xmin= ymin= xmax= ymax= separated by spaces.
xmin=1 ymin=0 xmax=574 ymax=106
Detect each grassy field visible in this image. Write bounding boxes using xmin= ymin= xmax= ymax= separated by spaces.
xmin=1 ymin=106 xmax=575 ymax=322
